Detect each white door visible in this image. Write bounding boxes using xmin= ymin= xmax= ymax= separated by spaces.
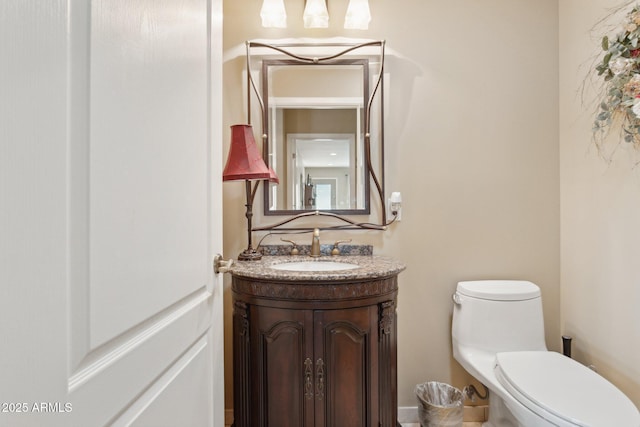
xmin=0 ymin=0 xmax=224 ymax=426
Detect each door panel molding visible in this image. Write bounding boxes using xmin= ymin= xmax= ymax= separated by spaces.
xmin=68 ymin=292 xmax=212 ymax=424
xmin=69 ymin=288 xmax=211 ymax=391
xmin=110 ymin=334 xmax=210 ymax=427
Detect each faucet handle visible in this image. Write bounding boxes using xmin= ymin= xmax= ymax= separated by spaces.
xmin=331 ymin=239 xmax=352 ymax=256
xmin=280 ymin=238 xmax=299 ymax=255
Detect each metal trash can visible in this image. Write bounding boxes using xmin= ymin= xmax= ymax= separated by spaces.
xmin=415 ymin=381 xmax=464 ymax=427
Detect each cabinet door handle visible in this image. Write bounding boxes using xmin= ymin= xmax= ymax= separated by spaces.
xmin=304 ymin=358 xmax=313 ymax=400
xmin=315 ymin=358 xmax=324 ymax=400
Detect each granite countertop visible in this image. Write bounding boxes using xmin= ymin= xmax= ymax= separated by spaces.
xmin=230 ymin=255 xmax=406 ymax=282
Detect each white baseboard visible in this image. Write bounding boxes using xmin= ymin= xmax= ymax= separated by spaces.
xmin=398 ymin=406 xmax=419 ymax=423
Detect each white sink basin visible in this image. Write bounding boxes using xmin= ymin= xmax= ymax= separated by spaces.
xmin=270 ymin=260 xmax=359 ymax=272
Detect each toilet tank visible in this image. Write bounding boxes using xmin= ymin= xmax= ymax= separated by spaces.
xmin=452 ymin=280 xmax=547 ymax=354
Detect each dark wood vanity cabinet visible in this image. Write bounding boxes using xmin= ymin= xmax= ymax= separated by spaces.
xmin=231 ymin=274 xmax=399 ymax=427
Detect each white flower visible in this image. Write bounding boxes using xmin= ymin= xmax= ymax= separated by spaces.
xmin=610 ymin=57 xmax=633 ymax=74
xmin=632 ymin=99 xmax=640 ymax=117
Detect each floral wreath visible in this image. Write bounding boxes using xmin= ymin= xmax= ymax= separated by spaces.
xmin=593 ymin=3 xmax=640 ymax=145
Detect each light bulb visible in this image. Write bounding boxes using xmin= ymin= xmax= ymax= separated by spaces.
xmin=260 ymin=0 xmax=287 ymax=28
xmin=344 ymin=0 xmax=371 ymax=30
xmin=303 ymin=0 xmax=329 ymax=28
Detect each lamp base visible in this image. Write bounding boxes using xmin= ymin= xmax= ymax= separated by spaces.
xmin=238 ymin=248 xmax=262 ymax=261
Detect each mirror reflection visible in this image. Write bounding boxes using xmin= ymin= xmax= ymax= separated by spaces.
xmin=287 ymin=130 xmax=362 ymax=211
xmin=263 ymin=59 xmax=372 ymax=215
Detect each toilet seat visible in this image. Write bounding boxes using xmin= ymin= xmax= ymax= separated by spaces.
xmin=495 ymin=351 xmax=640 ymax=427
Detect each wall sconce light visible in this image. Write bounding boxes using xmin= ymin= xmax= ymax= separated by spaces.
xmin=260 ymin=0 xmax=371 ymax=30
xmin=223 ymin=124 xmax=279 ymax=261
xmin=303 ymin=0 xmax=329 ymax=28
xmin=260 ymin=0 xmax=287 ymax=28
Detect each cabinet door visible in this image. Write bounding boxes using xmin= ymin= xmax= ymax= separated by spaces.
xmin=314 ymin=306 xmax=379 ymax=427
xmin=250 ymin=305 xmax=315 ymax=427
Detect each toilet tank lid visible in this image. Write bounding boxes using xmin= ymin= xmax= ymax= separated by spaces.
xmin=456 ymin=280 xmax=540 ymax=301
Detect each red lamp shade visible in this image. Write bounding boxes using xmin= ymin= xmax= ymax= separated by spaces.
xmin=268 ymin=166 xmax=279 ymax=184
xmin=223 ymin=124 xmax=271 ymax=181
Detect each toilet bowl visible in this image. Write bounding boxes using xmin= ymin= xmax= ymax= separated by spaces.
xmin=451 ymin=280 xmax=640 ymax=427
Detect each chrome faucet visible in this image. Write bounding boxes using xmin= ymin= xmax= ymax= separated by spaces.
xmin=310 ymin=228 xmax=321 ymax=257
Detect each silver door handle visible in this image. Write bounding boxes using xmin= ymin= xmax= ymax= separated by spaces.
xmin=213 ymin=254 xmax=234 ymax=274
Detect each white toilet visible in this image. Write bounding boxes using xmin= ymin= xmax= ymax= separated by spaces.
xmin=451 ymin=280 xmax=640 ymax=427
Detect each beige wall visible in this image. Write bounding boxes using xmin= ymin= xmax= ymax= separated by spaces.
xmin=223 ymin=0 xmax=560 ymax=410
xmin=560 ymin=0 xmax=640 ymax=405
